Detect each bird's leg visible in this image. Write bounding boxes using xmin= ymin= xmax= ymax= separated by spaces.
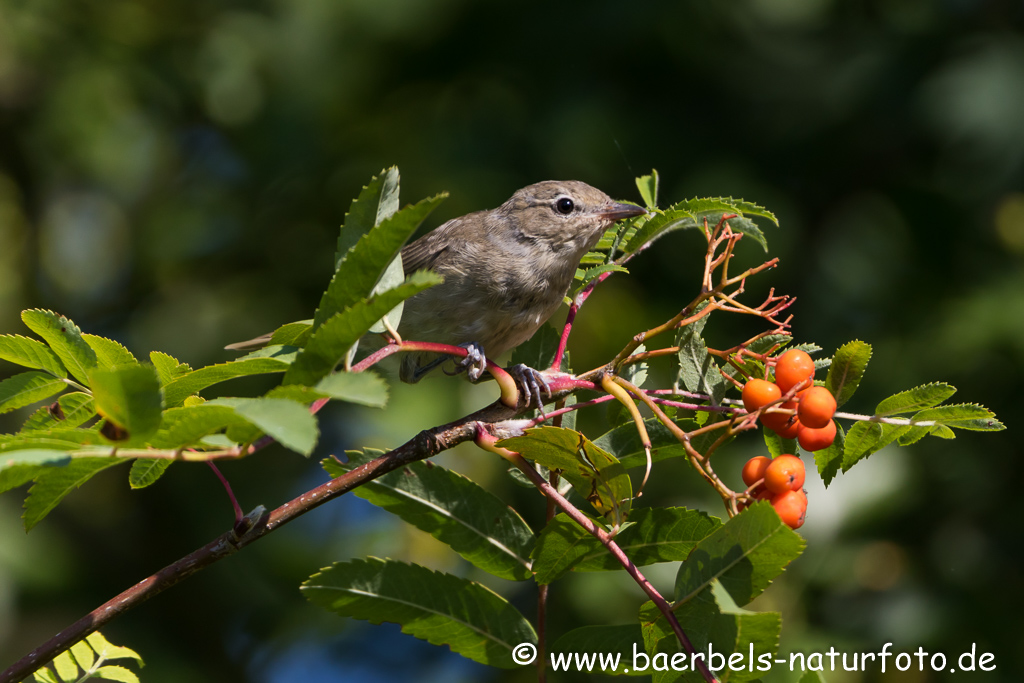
xmin=443 ymin=342 xmax=489 ymax=381
xmin=508 ymin=364 xmax=553 ymax=412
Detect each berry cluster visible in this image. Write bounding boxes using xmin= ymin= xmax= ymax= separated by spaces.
xmin=740 ymin=349 xmax=838 ymax=452
xmin=741 ymin=454 xmax=807 ymax=529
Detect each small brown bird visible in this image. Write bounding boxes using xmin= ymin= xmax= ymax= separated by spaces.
xmin=396 ymin=181 xmax=645 ymax=393
xmin=229 ymin=180 xmax=645 ymax=402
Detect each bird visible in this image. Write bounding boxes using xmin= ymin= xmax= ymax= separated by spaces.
xmin=229 ymin=180 xmax=646 ymax=405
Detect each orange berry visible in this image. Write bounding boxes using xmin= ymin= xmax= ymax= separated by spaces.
xmin=742 ymin=379 xmax=782 ymax=413
xmin=741 ymin=455 xmax=771 ymax=487
xmin=798 ymin=386 xmax=837 ymax=429
xmin=764 ymin=454 xmax=805 ymax=493
xmin=761 ymin=400 xmax=799 ymax=438
xmin=797 ymin=420 xmax=837 ymax=452
xmin=774 ymin=349 xmax=815 ymax=394
xmin=771 ymin=488 xmax=807 ymax=529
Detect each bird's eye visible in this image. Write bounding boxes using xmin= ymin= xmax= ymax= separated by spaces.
xmin=555 ymin=197 xmax=575 ymax=215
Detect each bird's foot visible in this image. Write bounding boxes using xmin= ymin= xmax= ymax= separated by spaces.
xmin=509 ymin=363 xmax=553 ymax=412
xmin=444 ymin=342 xmax=488 ymax=382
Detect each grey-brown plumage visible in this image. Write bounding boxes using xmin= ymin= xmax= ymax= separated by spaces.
xmin=396 ymin=180 xmax=646 ymax=383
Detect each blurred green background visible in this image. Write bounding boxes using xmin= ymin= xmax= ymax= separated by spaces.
xmin=0 ymin=0 xmax=1021 ymax=681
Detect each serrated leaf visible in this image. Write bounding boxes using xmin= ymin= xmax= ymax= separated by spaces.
xmin=83 ymin=334 xmax=139 ymax=369
xmin=128 ymin=459 xmax=173 ymax=489
xmin=315 ymin=371 xmax=388 ymax=407
xmin=70 ymin=639 xmax=95 ymax=670
xmin=0 ymin=449 xmax=72 ymax=494
xmin=149 ymin=351 xmax=191 ymax=386
xmin=550 ymin=625 xmax=642 ymax=675
xmin=162 ymin=358 xmax=290 ymax=407
xmin=150 ymin=404 xmax=246 ymax=450
xmin=0 ymin=334 xmax=66 ymax=378
xmin=93 ymin=666 xmax=139 ymax=683
xmin=56 ymin=392 xmax=97 ymax=428
xmin=499 ymin=427 xmax=631 ymax=524
xmin=624 ymin=210 xmax=700 ymax=254
xmin=90 ymin=366 xmax=163 ymax=441
xmin=624 ymin=197 xmax=776 ymax=255
xmin=21 ymin=310 xmax=98 ymax=385
xmin=824 ymin=341 xmax=871 ymax=408
xmin=814 ymin=421 xmax=845 ymax=487
xmin=912 ymin=403 xmax=1004 ymax=431
xmin=302 ymin=558 xmax=536 ymax=669
xmin=637 ymin=170 xmax=659 ymax=209
xmin=336 ymin=167 xmax=401 ymax=268
xmin=24 ymin=456 xmax=128 ymax=530
xmin=676 ymin=307 xmax=727 ymax=405
xmin=325 ymin=450 xmax=535 ymax=580
xmin=593 ymin=417 xmax=692 ymax=470
xmin=533 ymin=507 xmax=722 ymax=584
xmin=85 ymin=631 xmax=144 ymax=666
xmin=0 ymin=372 xmax=66 ymax=415
xmin=763 ymin=427 xmax=797 ymax=458
xmin=875 ymin=382 xmax=956 ymax=416
xmin=285 ymin=271 xmax=442 ymax=387
xmin=32 ymin=668 xmax=60 ymax=683
xmin=269 ymin=320 xmax=313 ymax=347
xmin=574 ymin=264 xmax=629 ymax=293
xmin=368 ymin=252 xmax=406 ymax=334
xmin=841 ymin=420 xmax=908 ymax=471
xmin=208 ymin=397 xmax=318 ymax=456
xmin=314 ymin=193 xmax=446 ymax=330
xmin=675 ymin=503 xmax=804 ymax=607
xmin=53 ymin=651 xmax=78 ymax=681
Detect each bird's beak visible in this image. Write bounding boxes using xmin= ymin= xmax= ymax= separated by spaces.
xmin=599 ymin=202 xmax=648 ymax=221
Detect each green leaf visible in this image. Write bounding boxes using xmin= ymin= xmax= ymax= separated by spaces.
xmin=24 ymin=456 xmax=128 ymax=530
xmin=499 ymin=427 xmax=632 ymax=524
xmin=270 ymin=320 xmax=313 ymax=347
xmin=325 ymin=450 xmax=535 ymax=581
xmin=90 ymin=366 xmax=163 ymax=441
xmin=675 ymin=503 xmax=804 ymax=607
xmin=83 ymin=334 xmax=139 ymax=369
xmin=0 ymin=449 xmax=72 ymax=494
xmin=624 ymin=209 xmax=700 ymax=254
xmin=875 ymin=382 xmax=956 ymax=416
xmin=149 ymin=351 xmax=192 ymax=386
xmin=824 ymin=341 xmax=871 ymax=408
xmin=208 ymin=397 xmax=318 ymax=456
xmin=314 ymin=193 xmax=446 ymax=329
xmin=510 ymin=324 xmax=562 ymax=372
xmin=234 ymin=345 xmax=299 ymax=363
xmin=285 ymin=271 xmax=442 ymax=386
xmin=53 ymin=651 xmax=78 ymax=681
xmin=574 ymin=264 xmax=629 ymax=294
xmin=531 ymin=513 xmax=603 ymax=584
xmin=550 ymin=625 xmax=643 ymax=675
xmin=32 ymin=667 xmax=60 ymax=683
xmin=93 ymin=666 xmax=139 ymax=683
xmin=814 ymin=421 xmax=845 ymax=486
xmin=676 ymin=306 xmax=727 ymax=405
xmin=593 ymin=417 xmax=692 ymax=470
xmin=336 ymin=167 xmax=401 ymax=268
xmin=532 ymin=507 xmax=721 ymax=584
xmin=315 ymin=371 xmax=389 ymax=407
xmin=841 ymin=420 xmax=909 ymax=471
xmin=0 ymin=334 xmax=66 ymax=378
xmin=575 ymin=507 xmax=722 ymax=571
xmin=162 ymin=357 xmax=290 ymax=407
xmin=623 ymin=198 xmax=776 ymax=255
xmin=150 ymin=404 xmax=247 ymax=449
xmin=70 ymin=639 xmax=95 ymax=670
xmin=912 ymin=403 xmax=1004 ymax=431
xmin=56 ymin=392 xmax=97 ymax=428
xmin=302 ymin=558 xmax=536 ymax=669
xmin=763 ymin=427 xmax=797 ymax=459
xmin=636 ymin=170 xmax=659 ymax=209
xmin=21 ymin=310 xmax=98 ymax=385
xmin=0 ymin=372 xmax=66 ymax=415
xmin=85 ymin=631 xmax=144 ymax=666
xmin=128 ymin=459 xmax=173 ymax=489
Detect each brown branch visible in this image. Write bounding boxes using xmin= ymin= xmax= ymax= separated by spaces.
xmin=0 ymin=400 xmax=518 ymax=683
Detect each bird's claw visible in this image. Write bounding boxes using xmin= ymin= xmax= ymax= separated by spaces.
xmin=448 ymin=342 xmax=487 ymax=381
xmin=509 ymin=363 xmax=552 ymax=412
